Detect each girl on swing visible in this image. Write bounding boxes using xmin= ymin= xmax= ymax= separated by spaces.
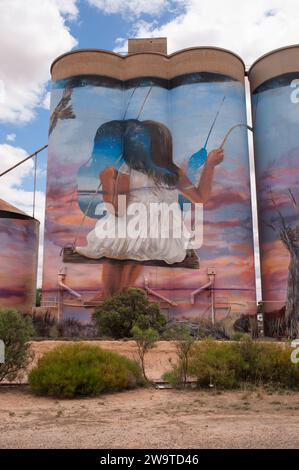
xmin=76 ymin=119 xmax=223 ymax=299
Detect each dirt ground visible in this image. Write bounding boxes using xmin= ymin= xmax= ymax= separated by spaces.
xmin=0 ymin=387 xmax=299 ymax=448
xmin=1 ymin=340 xmax=298 ymax=449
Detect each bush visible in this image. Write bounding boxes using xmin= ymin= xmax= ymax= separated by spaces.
xmin=188 ymin=338 xmax=299 ymax=390
xmin=0 ymin=308 xmax=34 ymax=382
xmin=189 ymin=339 xmax=243 ymax=389
xmin=131 ymin=325 xmax=159 ymax=381
xmin=233 ymin=314 xmax=258 ymax=338
xmin=162 ymin=324 xmax=195 ymax=387
xmin=32 ymin=313 xmax=98 ymax=339
xmin=231 ymin=332 xmax=250 ymax=341
xmin=56 ymin=319 xmax=98 ymax=338
xmin=29 ymin=343 xmax=144 ymax=398
xmin=32 ymin=312 xmax=56 ymax=338
xmin=93 ymin=288 xmax=166 ymax=339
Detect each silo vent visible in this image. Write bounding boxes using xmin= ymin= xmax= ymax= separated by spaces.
xmin=128 ymin=38 xmax=167 ymax=55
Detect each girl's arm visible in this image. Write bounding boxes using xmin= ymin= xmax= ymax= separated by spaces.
xmin=100 ymin=166 xmax=130 ymax=216
xmin=176 ymin=149 xmax=224 ymax=204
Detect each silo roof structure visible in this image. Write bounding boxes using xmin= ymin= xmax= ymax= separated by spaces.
xmin=248 ymin=43 xmax=299 ymax=89
xmin=0 ymin=199 xmax=36 ymax=219
xmin=51 ymin=43 xmax=245 ymax=83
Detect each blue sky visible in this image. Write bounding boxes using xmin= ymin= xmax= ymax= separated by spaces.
xmin=0 ymin=1 xmax=181 ymax=200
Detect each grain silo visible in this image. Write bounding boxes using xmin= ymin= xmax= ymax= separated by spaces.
xmin=0 ymin=199 xmax=39 ymax=313
xmin=43 ymin=38 xmax=256 ymax=324
xmin=249 ymin=45 xmax=299 ymax=336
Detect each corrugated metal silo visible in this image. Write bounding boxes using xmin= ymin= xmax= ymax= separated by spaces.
xmin=0 ymin=199 xmax=39 ymax=313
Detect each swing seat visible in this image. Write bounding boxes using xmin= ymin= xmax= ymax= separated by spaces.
xmin=62 ymin=246 xmax=199 ymax=269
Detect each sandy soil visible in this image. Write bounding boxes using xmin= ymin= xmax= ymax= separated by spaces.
xmin=0 ymin=387 xmax=299 ymax=449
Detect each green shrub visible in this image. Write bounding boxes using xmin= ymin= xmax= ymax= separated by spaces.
xmin=93 ymin=288 xmax=166 ymax=338
xmin=131 ymin=325 xmax=159 ymax=381
xmin=29 ymin=343 xmax=144 ymax=398
xmin=162 ymin=324 xmax=195 ymax=387
xmin=189 ymin=339 xmax=243 ymax=389
xmin=237 ymin=339 xmax=299 ymax=388
xmin=231 ymin=332 xmax=250 ymax=341
xmin=0 ymin=308 xmax=34 ymax=382
xmin=187 ymin=338 xmax=299 ymax=390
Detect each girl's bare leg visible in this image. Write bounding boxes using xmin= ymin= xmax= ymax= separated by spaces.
xmin=90 ymin=261 xmax=124 ymax=301
xmin=102 ymin=261 xmax=124 ymax=298
xmin=120 ymin=263 xmax=143 ymax=292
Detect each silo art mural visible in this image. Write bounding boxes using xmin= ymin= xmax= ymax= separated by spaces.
xmin=43 ymin=50 xmax=256 ymax=322
xmin=250 ymin=47 xmax=299 ymax=336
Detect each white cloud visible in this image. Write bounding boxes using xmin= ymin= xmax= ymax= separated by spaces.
xmin=115 ymin=0 xmax=299 ymax=65
xmin=87 ymin=0 xmax=182 ymax=18
xmin=0 ymin=143 xmax=46 ymax=286
xmin=42 ymin=91 xmax=51 ymax=110
xmin=0 ymin=0 xmax=78 ymax=124
xmin=6 ymin=133 xmax=16 ymax=142
xmin=0 ymin=144 xmax=32 ymax=188
xmin=53 ymin=0 xmax=79 ymax=19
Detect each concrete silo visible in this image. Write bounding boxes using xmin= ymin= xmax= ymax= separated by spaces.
xmin=43 ymin=38 xmax=256 ymax=324
xmin=249 ymin=45 xmax=299 ymax=336
xmin=0 ymin=199 xmax=39 ymax=313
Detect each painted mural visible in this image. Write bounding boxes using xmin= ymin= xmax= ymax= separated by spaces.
xmin=253 ymin=72 xmax=299 ymax=336
xmin=0 ymin=216 xmax=38 ymax=313
xmin=43 ymin=72 xmax=255 ymax=322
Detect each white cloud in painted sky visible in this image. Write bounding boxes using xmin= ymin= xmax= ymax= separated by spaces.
xmin=0 ymin=0 xmax=78 ymax=124
xmin=42 ymin=92 xmax=51 ymax=110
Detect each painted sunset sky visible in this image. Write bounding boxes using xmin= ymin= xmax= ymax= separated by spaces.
xmin=253 ymin=73 xmax=299 ymax=311
xmin=43 ymin=73 xmax=256 ymax=320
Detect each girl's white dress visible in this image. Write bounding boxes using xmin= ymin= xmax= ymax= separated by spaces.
xmin=75 ymin=164 xmax=190 ymax=264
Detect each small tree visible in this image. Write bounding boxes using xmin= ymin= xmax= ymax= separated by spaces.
xmin=0 ymin=308 xmax=34 ymax=382
xmin=93 ymin=288 xmax=166 ymax=338
xmin=163 ymin=324 xmax=195 ymax=387
xmin=131 ymin=325 xmax=159 ymax=382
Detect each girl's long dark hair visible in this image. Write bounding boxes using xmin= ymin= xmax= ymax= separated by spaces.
xmin=122 ymin=119 xmax=179 ymax=187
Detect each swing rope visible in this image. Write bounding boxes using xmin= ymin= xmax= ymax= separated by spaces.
xmin=219 ymin=124 xmax=253 ymax=149
xmin=203 ymin=96 xmax=226 ymax=149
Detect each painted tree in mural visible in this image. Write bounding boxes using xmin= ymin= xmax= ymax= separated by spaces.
xmin=280 ymin=190 xmax=299 ymax=337
xmin=268 ymin=189 xmax=299 ymax=337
